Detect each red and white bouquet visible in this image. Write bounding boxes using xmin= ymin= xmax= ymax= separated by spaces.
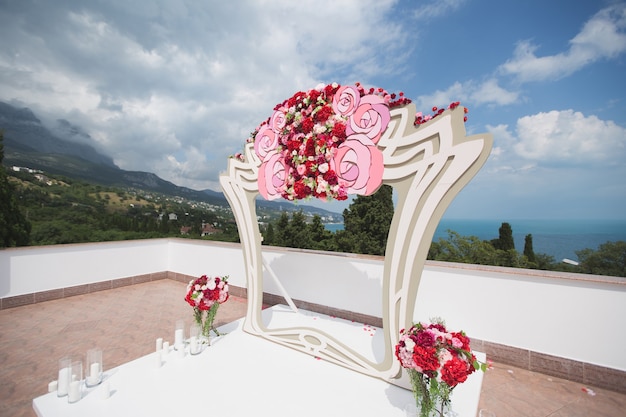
xmin=185 ymin=275 xmax=229 ymax=337
xmin=396 ymin=319 xmax=486 ymax=416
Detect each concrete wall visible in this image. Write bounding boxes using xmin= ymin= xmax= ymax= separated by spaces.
xmin=1 ymin=239 xmax=625 ymax=373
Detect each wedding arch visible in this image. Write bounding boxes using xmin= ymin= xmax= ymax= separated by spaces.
xmin=219 ymin=83 xmax=492 ymax=384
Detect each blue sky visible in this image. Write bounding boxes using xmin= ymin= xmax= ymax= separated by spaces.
xmin=1 ymin=0 xmax=625 ymax=220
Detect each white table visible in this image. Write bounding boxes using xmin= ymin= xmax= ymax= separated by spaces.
xmin=33 ymin=305 xmax=484 ymax=416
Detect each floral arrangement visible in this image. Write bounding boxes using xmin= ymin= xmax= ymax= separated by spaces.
xmin=395 ymin=319 xmax=487 ymax=417
xmin=237 ymin=82 xmax=466 ymax=203
xmin=185 ymin=275 xmax=229 ymax=337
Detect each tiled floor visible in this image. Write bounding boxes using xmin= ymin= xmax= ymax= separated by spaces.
xmin=1 ymin=280 xmax=624 ymax=417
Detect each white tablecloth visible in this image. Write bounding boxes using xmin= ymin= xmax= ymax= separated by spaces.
xmin=33 ymin=305 xmax=484 ymax=417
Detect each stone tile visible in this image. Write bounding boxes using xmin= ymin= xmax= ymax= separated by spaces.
xmin=584 ymin=363 xmax=626 ymax=394
xmin=1 ymin=294 xmax=34 ymax=309
xmin=132 ymin=274 xmax=151 ymax=284
xmin=483 ymin=341 xmax=530 ymax=369
xmin=64 ymin=284 xmax=89 ymax=297
xmin=34 ymin=289 xmax=65 ymax=304
xmin=111 ymin=277 xmax=133 ymax=288
xmin=530 ymin=351 xmax=584 ymax=383
xmin=88 ymin=280 xmax=112 ymax=292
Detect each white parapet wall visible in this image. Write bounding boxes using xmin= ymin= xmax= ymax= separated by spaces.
xmin=1 ymin=239 xmax=625 ymax=372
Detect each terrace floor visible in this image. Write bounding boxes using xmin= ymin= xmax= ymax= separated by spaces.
xmin=1 ymin=279 xmax=624 ymax=417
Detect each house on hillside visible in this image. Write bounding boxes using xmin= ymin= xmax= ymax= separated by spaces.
xmin=201 ymin=222 xmax=220 ymax=236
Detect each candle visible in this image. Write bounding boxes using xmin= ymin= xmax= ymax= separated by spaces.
xmin=156 ymin=337 xmax=163 ymax=352
xmin=57 ymin=367 xmax=70 ymax=397
xmin=48 ymin=380 xmax=58 ymax=393
xmin=174 ymin=328 xmax=184 ymax=348
xmin=189 ymin=336 xmax=198 ymax=355
xmin=86 ymin=362 xmax=100 ymax=386
xmin=68 ymin=380 xmax=81 ymax=403
xmin=162 ymin=341 xmax=170 ymax=354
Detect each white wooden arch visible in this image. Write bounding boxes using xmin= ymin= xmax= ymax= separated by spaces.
xmin=219 ymin=103 xmax=492 ymax=384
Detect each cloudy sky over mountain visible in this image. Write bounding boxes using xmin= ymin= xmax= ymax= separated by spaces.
xmin=1 ymin=0 xmax=625 ymax=219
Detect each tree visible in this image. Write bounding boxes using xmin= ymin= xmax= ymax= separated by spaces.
xmin=491 ymin=222 xmax=515 ymax=251
xmin=523 ymin=234 xmax=536 ymax=263
xmin=577 ymin=241 xmax=626 ymax=277
xmin=336 ymin=185 xmax=394 ymax=255
xmin=307 ymin=214 xmax=334 ymax=251
xmin=0 ymin=132 xmax=31 ymax=247
xmin=263 ymin=222 xmax=275 ymax=245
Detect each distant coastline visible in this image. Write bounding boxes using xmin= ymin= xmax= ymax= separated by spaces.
xmin=325 ymin=219 xmax=626 ymax=262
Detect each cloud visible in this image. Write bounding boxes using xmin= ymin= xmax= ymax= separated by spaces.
xmin=414 ymin=79 xmax=520 ymax=109
xmin=412 ymin=0 xmax=467 ymax=20
xmin=0 ymin=0 xmax=410 ymax=191
xmin=513 ymin=110 xmax=626 ymax=164
xmin=499 ymin=4 xmax=626 ymax=82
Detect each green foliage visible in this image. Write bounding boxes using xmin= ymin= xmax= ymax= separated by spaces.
xmin=490 ymin=222 xmax=515 ymax=251
xmin=523 ymin=234 xmax=536 ymax=263
xmin=337 ymin=185 xmax=394 ymax=255
xmin=0 ymin=132 xmax=31 ymax=247
xmin=4 ymin=165 xmax=231 ymax=246
xmin=576 ymin=241 xmax=626 ymax=277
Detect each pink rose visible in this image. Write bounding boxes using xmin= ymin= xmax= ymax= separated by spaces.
xmin=254 ymin=126 xmax=279 ymax=159
xmin=346 ymin=95 xmax=391 ymax=144
xmin=258 ymin=151 xmax=288 ymax=200
xmin=331 ymin=134 xmax=383 ymax=195
xmin=332 ymin=85 xmax=360 ymax=117
xmin=270 ymin=107 xmax=288 ymax=132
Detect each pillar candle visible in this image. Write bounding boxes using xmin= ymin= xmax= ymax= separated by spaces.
xmin=156 ymin=337 xmax=163 ymax=352
xmin=68 ymin=381 xmax=81 ymax=403
xmin=57 ymin=367 xmax=70 ymax=397
xmin=86 ymin=362 xmax=100 ymax=385
xmin=189 ymin=336 xmax=198 ymax=354
xmin=174 ymin=329 xmax=184 ymax=347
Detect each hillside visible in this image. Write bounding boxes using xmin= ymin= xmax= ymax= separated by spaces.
xmin=0 ymin=101 xmax=342 ymax=221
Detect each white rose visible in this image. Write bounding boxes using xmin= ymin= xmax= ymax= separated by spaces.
xmin=404 ymin=338 xmax=415 ymax=352
xmin=207 ymin=279 xmax=217 ymax=290
xmin=318 ymin=162 xmax=329 ymax=173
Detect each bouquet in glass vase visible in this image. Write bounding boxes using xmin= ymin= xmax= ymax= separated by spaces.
xmin=184 ymin=275 xmax=230 ymax=339
xmin=395 ymin=319 xmax=487 ymax=417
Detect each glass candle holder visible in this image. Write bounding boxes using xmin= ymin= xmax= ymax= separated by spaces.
xmin=67 ymin=360 xmax=83 ymax=403
xmin=57 ymin=357 xmax=72 ymax=397
xmin=85 ymin=348 xmax=103 ymax=387
xmin=174 ymin=319 xmax=185 ymax=350
xmin=189 ymin=322 xmax=201 ymax=355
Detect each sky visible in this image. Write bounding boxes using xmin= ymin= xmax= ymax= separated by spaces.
xmin=1 ymin=0 xmax=625 ymax=220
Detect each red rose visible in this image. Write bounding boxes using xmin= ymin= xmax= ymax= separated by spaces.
xmin=309 ymin=89 xmax=321 ymax=103
xmin=301 ymin=117 xmax=314 ymax=134
xmin=305 ymin=138 xmax=316 ymax=157
xmin=305 ymin=160 xmax=316 ymax=175
xmin=293 ymin=180 xmax=308 ymax=199
xmin=314 ymin=105 xmax=332 ymax=123
xmin=323 ymin=169 xmax=338 ymax=185
xmin=441 ymin=356 xmax=471 ymax=387
xmin=412 ymin=346 xmax=439 ymax=373
xmin=331 ymin=122 xmax=347 ymax=139
xmin=287 ymin=139 xmax=301 ymax=153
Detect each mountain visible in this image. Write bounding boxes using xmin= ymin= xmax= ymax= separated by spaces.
xmin=0 ymin=102 xmax=116 ymax=167
xmin=0 ymin=101 xmax=341 ymax=218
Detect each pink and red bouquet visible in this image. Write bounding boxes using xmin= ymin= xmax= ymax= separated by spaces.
xmin=242 ymin=82 xmax=468 ymax=204
xmin=249 ymin=82 xmax=409 ymax=202
xmin=396 ymin=319 xmax=486 ymax=416
xmin=185 ymin=275 xmax=229 ymax=337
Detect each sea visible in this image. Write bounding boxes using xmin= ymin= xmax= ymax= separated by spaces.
xmin=324 ymin=219 xmax=626 ymax=262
